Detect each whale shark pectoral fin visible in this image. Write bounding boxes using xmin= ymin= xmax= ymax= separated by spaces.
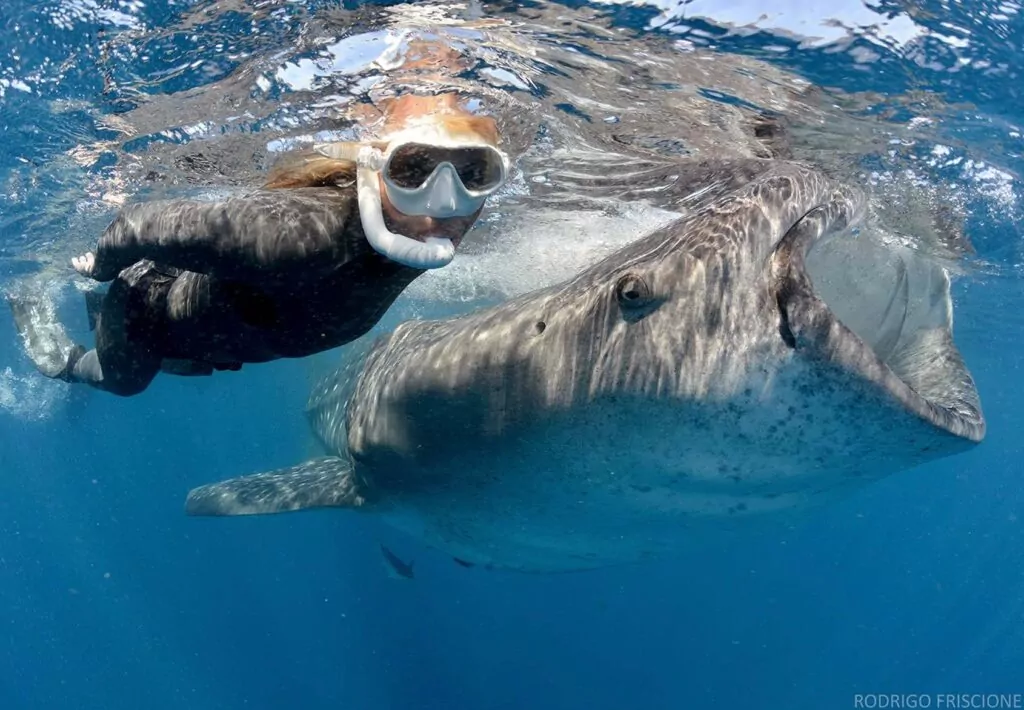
xmin=185 ymin=456 xmax=366 ymax=517
xmin=380 ymin=544 xmax=415 ymax=580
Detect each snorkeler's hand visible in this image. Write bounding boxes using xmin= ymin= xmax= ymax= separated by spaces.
xmin=71 ymin=252 xmax=97 ymax=279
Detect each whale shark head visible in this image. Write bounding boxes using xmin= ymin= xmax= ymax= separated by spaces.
xmin=346 ymin=162 xmax=982 ymax=452
xmin=187 ymin=160 xmax=985 ymax=573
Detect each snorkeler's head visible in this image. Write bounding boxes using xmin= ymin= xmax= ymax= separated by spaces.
xmin=315 ymin=93 xmax=509 ymax=270
xmin=375 ymin=94 xmax=507 ymax=220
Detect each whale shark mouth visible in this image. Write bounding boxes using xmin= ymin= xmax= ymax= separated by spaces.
xmin=774 ymin=205 xmax=985 ymax=443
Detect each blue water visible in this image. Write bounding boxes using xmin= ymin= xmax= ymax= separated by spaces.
xmin=1 ymin=1 xmax=1023 ymax=709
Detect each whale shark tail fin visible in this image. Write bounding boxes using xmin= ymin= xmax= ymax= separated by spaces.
xmin=185 ymin=456 xmax=366 ymax=517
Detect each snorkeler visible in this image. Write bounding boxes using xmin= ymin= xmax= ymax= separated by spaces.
xmin=6 ymin=92 xmax=510 ymax=396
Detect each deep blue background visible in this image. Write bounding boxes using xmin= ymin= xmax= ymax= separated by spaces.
xmin=1 ymin=246 xmax=1020 ymax=710
xmin=2 ymin=1 xmax=1023 ymax=709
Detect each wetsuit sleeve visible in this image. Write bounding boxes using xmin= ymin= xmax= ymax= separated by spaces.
xmin=86 ymin=188 xmax=358 ymax=282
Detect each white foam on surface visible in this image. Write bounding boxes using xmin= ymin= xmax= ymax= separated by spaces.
xmin=404 ymin=201 xmax=683 ymax=304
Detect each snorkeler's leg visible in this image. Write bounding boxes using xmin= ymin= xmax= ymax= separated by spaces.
xmin=7 ymin=289 xmax=157 ymax=396
xmin=62 ymin=344 xmax=158 ymax=396
xmin=86 ymin=278 xmax=161 ymax=397
xmin=83 ymin=287 xmax=104 ymax=331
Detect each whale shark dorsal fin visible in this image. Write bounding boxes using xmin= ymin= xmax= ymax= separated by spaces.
xmin=185 ymin=456 xmax=365 ymax=516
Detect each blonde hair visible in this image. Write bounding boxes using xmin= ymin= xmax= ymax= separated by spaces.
xmin=263 ymin=150 xmax=358 ymax=190
xmin=380 ymin=94 xmax=500 ymax=146
xmin=262 ymin=93 xmax=501 ymax=190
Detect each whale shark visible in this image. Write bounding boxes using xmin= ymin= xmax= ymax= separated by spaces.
xmin=184 ymin=160 xmax=986 ymax=573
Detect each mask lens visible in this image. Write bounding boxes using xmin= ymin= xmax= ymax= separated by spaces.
xmin=386 ymin=144 xmax=505 ymax=191
xmin=448 ymin=147 xmax=505 ymax=191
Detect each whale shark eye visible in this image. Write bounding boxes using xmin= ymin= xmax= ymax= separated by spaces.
xmin=615 ymin=274 xmax=652 ymax=309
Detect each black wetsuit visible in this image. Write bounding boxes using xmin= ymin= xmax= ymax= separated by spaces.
xmin=11 ymin=186 xmax=424 ymax=396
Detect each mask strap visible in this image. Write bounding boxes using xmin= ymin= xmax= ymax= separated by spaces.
xmin=313 ymin=142 xmax=385 ymax=170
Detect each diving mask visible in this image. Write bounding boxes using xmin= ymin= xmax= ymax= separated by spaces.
xmin=315 ymin=121 xmax=509 ymax=270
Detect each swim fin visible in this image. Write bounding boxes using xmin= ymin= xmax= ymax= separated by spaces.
xmin=6 ymin=291 xmax=83 ymax=380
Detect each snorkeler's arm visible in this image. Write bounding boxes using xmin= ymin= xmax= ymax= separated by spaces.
xmin=80 ymin=188 xmax=359 ymax=282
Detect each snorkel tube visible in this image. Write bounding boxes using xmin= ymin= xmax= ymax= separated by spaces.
xmin=316 ymin=143 xmax=457 ymax=270
xmin=355 ymin=160 xmax=457 ymax=270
